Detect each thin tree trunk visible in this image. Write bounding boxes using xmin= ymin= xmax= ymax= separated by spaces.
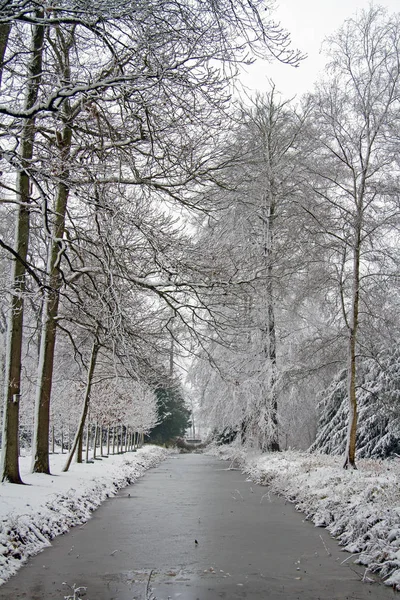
xmin=63 ymin=340 xmax=99 ymax=472
xmin=100 ymin=425 xmax=104 ymax=457
xmin=169 ymin=329 xmax=174 ymax=377
xmin=93 ymin=423 xmax=98 ymax=460
xmin=31 ymin=34 xmax=73 ymax=473
xmin=85 ymin=421 xmax=90 ymax=463
xmin=191 ymin=410 xmax=195 ymax=439
xmin=1 ymin=17 xmax=45 ymax=484
xmin=343 ymin=231 xmax=361 ymax=470
xmin=240 ymin=417 xmax=248 ymax=445
xmin=106 ymin=425 xmax=110 ymax=455
xmin=265 ymin=268 xmax=279 ymax=452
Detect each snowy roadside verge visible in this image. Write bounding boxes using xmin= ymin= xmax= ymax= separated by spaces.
xmin=0 ymin=445 xmax=167 ymax=585
xmin=209 ymin=444 xmax=400 ymax=590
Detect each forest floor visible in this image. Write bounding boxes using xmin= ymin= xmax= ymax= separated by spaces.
xmin=0 ymin=445 xmax=167 ymax=585
xmin=210 ymin=444 xmax=400 ymax=591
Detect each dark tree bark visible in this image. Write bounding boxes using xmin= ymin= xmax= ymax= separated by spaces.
xmin=0 ymin=16 xmax=45 ymax=484
xmin=32 ymin=27 xmax=73 ymax=474
xmin=0 ymin=23 xmax=11 ymax=87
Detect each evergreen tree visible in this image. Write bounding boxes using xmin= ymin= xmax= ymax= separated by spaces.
xmin=148 ymin=387 xmax=191 ymax=445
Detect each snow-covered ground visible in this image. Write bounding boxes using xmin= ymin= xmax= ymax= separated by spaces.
xmin=0 ymin=445 xmax=167 ymax=586
xmin=210 ymin=444 xmax=400 ymax=591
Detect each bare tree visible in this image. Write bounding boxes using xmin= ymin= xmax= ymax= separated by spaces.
xmin=0 ymin=14 xmax=45 ymax=483
xmin=239 ymin=89 xmax=306 ymax=451
xmin=302 ymin=6 xmax=400 ymax=468
xmin=32 ymin=25 xmax=74 ymax=474
xmin=190 ymin=87 xmax=309 ymax=451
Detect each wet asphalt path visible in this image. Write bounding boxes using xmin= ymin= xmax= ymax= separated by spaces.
xmin=0 ymin=453 xmax=396 ymax=600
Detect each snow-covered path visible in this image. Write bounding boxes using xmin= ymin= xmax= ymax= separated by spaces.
xmin=0 ymin=453 xmax=395 ymax=599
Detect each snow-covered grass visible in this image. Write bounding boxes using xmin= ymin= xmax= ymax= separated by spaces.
xmin=210 ymin=444 xmax=400 ymax=590
xmin=0 ymin=445 xmax=167 ymax=585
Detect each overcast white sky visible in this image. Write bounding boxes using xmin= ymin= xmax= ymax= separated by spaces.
xmin=240 ymin=0 xmax=400 ymax=99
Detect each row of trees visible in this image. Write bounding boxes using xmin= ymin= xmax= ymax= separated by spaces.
xmin=3 ymin=2 xmax=397 ymax=474
xmin=0 ymin=0 xmax=300 ymax=482
xmin=191 ymin=5 xmax=400 ymax=469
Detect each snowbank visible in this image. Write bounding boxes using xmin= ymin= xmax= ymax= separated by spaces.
xmin=0 ymin=445 xmax=167 ymax=585
xmin=210 ymin=445 xmax=400 ymax=590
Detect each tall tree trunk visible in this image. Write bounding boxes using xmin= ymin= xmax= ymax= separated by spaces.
xmin=32 ymin=33 xmax=73 ymax=473
xmin=63 ymin=340 xmax=99 ymax=472
xmin=259 ymin=193 xmax=280 ymax=452
xmin=31 ymin=155 xmax=71 ymax=472
xmin=264 ymin=250 xmax=279 ymax=452
xmin=0 ymin=17 xmax=45 ymax=484
xmin=0 ymin=23 xmax=11 ymax=88
xmin=343 ymin=227 xmax=361 ymax=470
